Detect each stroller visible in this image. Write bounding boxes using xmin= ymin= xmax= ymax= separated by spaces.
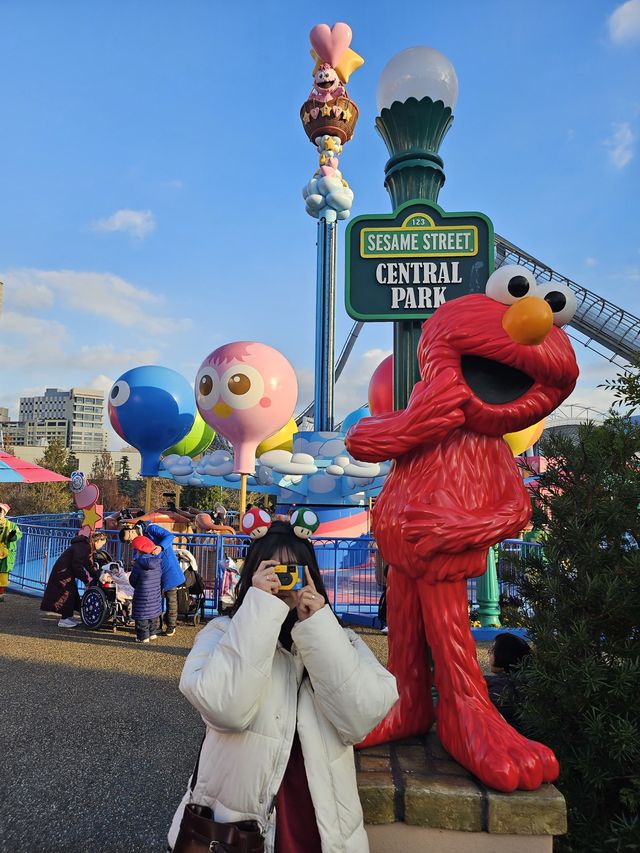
xmin=174 ymin=548 xmax=205 ymax=626
xmin=81 ymin=561 xmax=134 ymax=631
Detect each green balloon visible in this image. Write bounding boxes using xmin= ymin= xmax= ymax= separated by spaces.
xmin=164 ymin=412 xmax=215 ymax=458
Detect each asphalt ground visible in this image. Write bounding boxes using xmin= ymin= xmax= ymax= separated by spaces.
xmin=1 ymin=591 xmax=492 ymax=853
xmin=1 ymin=591 xmax=202 ymax=853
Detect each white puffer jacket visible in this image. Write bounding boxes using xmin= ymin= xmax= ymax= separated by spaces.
xmin=168 ymin=587 xmax=398 ymax=852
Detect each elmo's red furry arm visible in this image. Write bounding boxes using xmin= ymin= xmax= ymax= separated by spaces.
xmin=345 ymin=368 xmax=470 ymax=462
xmin=402 ymin=487 xmax=532 ymax=557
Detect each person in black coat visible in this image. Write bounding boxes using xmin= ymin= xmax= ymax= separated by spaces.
xmin=129 ymin=536 xmax=163 ymax=644
xmin=484 ymin=632 xmax=531 ymax=730
xmin=40 ymin=534 xmax=100 ymax=628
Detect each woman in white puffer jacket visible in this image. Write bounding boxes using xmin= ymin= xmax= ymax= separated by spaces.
xmin=168 ymin=519 xmax=398 ymax=853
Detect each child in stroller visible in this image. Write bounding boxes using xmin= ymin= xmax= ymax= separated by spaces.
xmin=174 ymin=548 xmax=205 ymax=626
xmin=81 ymin=560 xmax=134 ymax=631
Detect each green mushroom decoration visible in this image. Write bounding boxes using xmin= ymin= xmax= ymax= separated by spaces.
xmin=290 ymin=508 xmax=320 ymax=538
xmin=164 ymin=411 xmax=215 ymax=458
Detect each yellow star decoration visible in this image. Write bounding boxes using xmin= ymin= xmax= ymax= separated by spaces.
xmin=82 ymin=503 xmax=102 ymax=530
xmin=310 ymin=48 xmax=365 ymax=84
xmin=302 ymin=111 xmax=311 ymax=124
xmin=343 ymin=107 xmax=353 ymax=122
xmin=325 ymin=138 xmax=335 ymax=151
xmin=320 ymin=103 xmax=332 ymax=117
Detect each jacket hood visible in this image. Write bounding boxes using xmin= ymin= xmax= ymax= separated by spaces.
xmin=70 ymin=535 xmax=90 ymax=545
xmin=136 ymin=554 xmax=163 ymax=571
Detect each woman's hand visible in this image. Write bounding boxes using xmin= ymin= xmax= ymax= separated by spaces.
xmin=296 ymin=567 xmax=324 ymax=622
xmin=251 ymin=560 xmax=281 ymax=596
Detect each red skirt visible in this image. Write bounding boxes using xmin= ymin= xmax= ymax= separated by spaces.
xmin=274 ymin=731 xmax=322 ymax=853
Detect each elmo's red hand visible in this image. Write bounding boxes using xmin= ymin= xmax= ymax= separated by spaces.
xmin=346 ymin=367 xmax=471 ymax=462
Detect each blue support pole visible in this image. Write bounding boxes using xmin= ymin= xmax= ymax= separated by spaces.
xmin=314 ymin=218 xmax=337 ymax=432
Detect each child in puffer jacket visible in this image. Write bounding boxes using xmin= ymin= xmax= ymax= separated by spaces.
xmin=129 ymin=536 xmax=163 ymax=643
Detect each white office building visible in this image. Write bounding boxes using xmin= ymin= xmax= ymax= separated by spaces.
xmin=18 ymin=388 xmax=108 ymax=451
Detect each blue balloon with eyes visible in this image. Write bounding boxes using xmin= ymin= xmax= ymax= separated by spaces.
xmin=341 ymin=404 xmax=370 ymax=434
xmin=108 ymin=366 xmax=196 ymax=476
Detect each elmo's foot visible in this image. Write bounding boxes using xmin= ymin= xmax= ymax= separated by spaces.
xmin=357 ymin=691 xmax=434 ymax=749
xmin=437 ymin=698 xmax=559 ymax=791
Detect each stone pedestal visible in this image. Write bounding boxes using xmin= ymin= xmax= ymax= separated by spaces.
xmin=357 ymin=732 xmax=566 ymax=853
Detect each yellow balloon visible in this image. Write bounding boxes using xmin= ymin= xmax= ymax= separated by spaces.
xmin=256 ymin=417 xmax=297 ymax=457
xmin=503 ymin=420 xmax=545 ymax=457
xmin=310 ymin=47 xmax=365 ymax=84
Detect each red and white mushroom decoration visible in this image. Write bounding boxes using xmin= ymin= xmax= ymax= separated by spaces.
xmin=241 ymin=507 xmax=272 ymax=539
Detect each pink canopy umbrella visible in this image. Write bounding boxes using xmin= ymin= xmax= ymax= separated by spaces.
xmin=0 ymin=451 xmax=70 ymax=484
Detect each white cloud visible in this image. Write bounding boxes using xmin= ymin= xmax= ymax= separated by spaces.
xmin=1 ymin=268 xmax=191 ymax=335
xmin=335 ymin=347 xmax=392 ymax=420
xmin=89 ymin=374 xmax=116 ymax=394
xmin=91 ymin=209 xmax=156 ymax=239
xmin=585 ymin=257 xmax=597 ymax=268
xmin=5 ymin=281 xmax=54 ymax=312
xmin=0 ymin=310 xmax=159 ymax=371
xmin=604 ymin=122 xmax=635 ymax=169
xmin=608 ymin=0 xmax=640 ymax=43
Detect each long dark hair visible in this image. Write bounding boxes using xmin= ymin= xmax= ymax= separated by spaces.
xmin=230 ymin=520 xmax=330 ymax=649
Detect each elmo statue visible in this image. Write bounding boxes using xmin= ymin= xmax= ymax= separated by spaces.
xmin=345 ymin=265 xmax=579 ymax=792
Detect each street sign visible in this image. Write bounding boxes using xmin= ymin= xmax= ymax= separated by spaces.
xmin=345 ymin=199 xmax=494 ymax=321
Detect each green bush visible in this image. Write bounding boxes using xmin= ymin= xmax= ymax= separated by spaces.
xmin=514 ymin=418 xmax=640 ymax=852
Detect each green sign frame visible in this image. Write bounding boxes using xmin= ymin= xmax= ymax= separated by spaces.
xmin=345 ymin=199 xmax=494 ymax=321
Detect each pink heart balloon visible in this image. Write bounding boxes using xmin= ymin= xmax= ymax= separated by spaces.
xmin=74 ymin=483 xmax=99 ymax=509
xmin=310 ymin=22 xmax=352 ymax=67
xmin=310 ymin=107 xmax=319 ymax=119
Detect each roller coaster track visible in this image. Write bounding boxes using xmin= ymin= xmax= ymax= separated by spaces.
xmin=297 ymin=235 xmax=639 ymax=423
xmin=495 ymin=234 xmax=640 ymax=368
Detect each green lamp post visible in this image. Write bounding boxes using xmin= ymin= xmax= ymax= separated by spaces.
xmin=375 ymin=48 xmax=501 ymax=628
xmin=375 ymin=46 xmax=458 ymax=409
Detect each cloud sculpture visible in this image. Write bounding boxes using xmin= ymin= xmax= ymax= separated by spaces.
xmin=303 ymin=174 xmax=354 ymax=223
xmin=254 ymin=465 xmax=274 ymax=486
xmin=258 ymin=449 xmax=295 ymax=469
xmin=342 ymin=460 xmax=381 ymax=478
xmin=161 ymin=454 xmax=196 ymax=477
xmin=195 ymin=449 xmax=235 ymax=477
xmin=273 ymin=452 xmax=318 ymax=476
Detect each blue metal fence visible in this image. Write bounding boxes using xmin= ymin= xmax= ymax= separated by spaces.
xmin=7 ymin=520 xmax=541 ymax=625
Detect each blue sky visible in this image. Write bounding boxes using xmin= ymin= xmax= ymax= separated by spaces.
xmin=1 ymin=0 xmax=639 ymax=447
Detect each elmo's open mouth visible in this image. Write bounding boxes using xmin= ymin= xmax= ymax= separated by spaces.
xmin=318 ymin=80 xmax=333 ymax=88
xmin=461 ymin=355 xmax=534 ymax=405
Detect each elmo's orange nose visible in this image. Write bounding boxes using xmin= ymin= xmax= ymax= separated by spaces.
xmin=502 ymin=297 xmax=553 ymax=345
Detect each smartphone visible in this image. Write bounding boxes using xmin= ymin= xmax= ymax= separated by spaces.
xmin=273 ymin=564 xmax=305 ymax=591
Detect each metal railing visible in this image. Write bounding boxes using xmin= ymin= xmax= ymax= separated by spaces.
xmin=8 ymin=522 xmax=541 ymax=625
xmin=9 ymin=512 xmax=82 ymax=528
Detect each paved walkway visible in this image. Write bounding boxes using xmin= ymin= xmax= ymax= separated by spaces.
xmin=1 ymin=591 xmax=202 ymax=853
xmin=1 ymin=591 xmax=492 ymax=853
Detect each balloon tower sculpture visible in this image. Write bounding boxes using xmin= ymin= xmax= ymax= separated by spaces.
xmin=195 ymin=341 xmax=298 ymax=513
xmin=108 ymin=365 xmax=197 ymax=509
xmin=346 ymin=266 xmax=579 ymax=791
xmin=301 ymin=23 xmax=363 ymax=223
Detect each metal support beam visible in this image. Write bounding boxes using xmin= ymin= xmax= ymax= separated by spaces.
xmin=314 ymin=218 xmax=337 ymax=432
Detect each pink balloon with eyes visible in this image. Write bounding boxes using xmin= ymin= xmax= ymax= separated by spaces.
xmin=195 ymin=342 xmax=298 ymax=474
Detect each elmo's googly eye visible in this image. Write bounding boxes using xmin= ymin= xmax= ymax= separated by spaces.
xmin=109 ymin=381 xmax=130 ymax=407
xmin=485 ymin=266 xmax=537 ymax=305
xmin=195 ymin=367 xmax=220 ymax=407
xmin=536 ymin=283 xmax=577 ymax=327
